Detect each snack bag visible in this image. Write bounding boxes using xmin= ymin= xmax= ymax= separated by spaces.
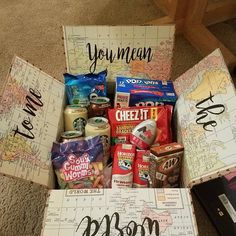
xmin=51 ymin=136 xmax=104 ymax=189
xmin=108 ymin=105 xmax=173 ymax=153
xmin=133 ymin=150 xmax=150 ymax=188
xmin=64 ymin=70 xmax=107 ymax=105
xmin=112 ymin=144 xmax=136 ymax=188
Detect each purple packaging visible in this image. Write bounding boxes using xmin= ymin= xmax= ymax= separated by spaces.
xmin=114 ymin=77 xmax=177 ymax=108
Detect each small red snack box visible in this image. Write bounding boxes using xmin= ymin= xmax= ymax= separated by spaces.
xmin=133 ymin=150 xmax=150 ymax=188
xmin=149 ymin=142 xmax=184 ymax=188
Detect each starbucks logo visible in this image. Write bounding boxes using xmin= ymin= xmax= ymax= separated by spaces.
xmin=73 ymin=117 xmax=86 ymax=134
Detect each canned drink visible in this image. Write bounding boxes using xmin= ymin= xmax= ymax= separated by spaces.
xmin=64 ymin=105 xmax=88 ymax=135
xmin=60 ymin=130 xmax=83 ymax=143
xmin=88 ymin=97 xmax=111 ymax=118
xmin=85 ymin=117 xmax=111 ymax=165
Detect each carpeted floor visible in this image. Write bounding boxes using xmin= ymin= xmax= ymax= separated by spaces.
xmin=0 ymin=1 xmax=235 ymax=235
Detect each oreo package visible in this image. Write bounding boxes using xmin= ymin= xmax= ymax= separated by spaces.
xmin=64 ymin=70 xmax=107 ymax=105
xmin=114 ymin=76 xmax=177 ymax=108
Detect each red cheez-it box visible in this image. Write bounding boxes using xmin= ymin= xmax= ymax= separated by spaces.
xmin=108 ymin=106 xmax=172 ymax=153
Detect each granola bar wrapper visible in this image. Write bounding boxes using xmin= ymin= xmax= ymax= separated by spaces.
xmin=51 ymin=136 xmax=104 ymax=189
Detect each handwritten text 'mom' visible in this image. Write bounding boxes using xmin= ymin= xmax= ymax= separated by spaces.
xmin=76 ymin=212 xmax=160 ymax=236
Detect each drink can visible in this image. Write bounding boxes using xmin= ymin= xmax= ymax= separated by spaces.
xmin=85 ymin=117 xmax=111 ymax=165
xmin=60 ymin=130 xmax=83 ymax=143
xmin=64 ymin=105 xmax=88 ymax=135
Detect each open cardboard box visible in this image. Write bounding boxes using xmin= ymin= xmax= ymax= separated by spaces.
xmin=0 ymin=26 xmax=236 ymax=235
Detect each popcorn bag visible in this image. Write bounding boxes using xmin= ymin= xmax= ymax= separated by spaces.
xmin=0 ymin=25 xmax=235 ymax=236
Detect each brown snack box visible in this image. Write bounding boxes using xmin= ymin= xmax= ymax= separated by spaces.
xmin=149 ymin=142 xmax=184 ymax=188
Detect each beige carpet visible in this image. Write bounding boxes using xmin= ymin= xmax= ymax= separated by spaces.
xmin=0 ymin=0 xmax=235 ymax=235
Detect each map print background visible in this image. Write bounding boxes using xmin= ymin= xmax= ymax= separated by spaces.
xmin=63 ymin=25 xmax=175 ymax=82
xmin=42 ymin=188 xmax=198 ymax=236
xmin=174 ymin=49 xmax=236 ymax=187
xmin=0 ymin=56 xmax=65 ymax=187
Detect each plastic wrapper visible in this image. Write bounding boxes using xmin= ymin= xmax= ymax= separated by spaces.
xmin=51 ymin=136 xmax=104 ymax=189
xmin=64 ymin=70 xmax=107 ymax=105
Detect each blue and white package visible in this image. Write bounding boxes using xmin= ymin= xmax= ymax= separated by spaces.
xmin=114 ymin=77 xmax=177 ymax=108
xmin=129 ymin=89 xmax=176 ymax=107
xmin=64 ymin=70 xmax=107 ymax=105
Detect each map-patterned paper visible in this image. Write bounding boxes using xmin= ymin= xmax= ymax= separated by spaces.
xmin=63 ymin=25 xmax=175 ymax=81
xmin=41 ymin=188 xmax=198 ymax=236
xmin=0 ymin=56 xmax=65 ymax=187
xmin=174 ymin=49 xmax=236 ymax=188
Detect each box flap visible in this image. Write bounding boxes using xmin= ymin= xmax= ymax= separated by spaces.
xmin=63 ymin=25 xmax=175 ymax=82
xmin=174 ymin=49 xmax=236 ymax=187
xmin=0 ymin=56 xmax=65 ymax=188
xmin=41 ymin=188 xmax=198 ymax=236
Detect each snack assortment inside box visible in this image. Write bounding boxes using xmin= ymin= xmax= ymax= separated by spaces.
xmin=53 ymin=70 xmax=180 ymax=190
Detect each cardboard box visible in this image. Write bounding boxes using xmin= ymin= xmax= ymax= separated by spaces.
xmin=42 ymin=188 xmax=198 ymax=236
xmin=1 ymin=25 xmax=236 ymax=235
xmin=174 ymin=49 xmax=236 ymax=187
xmin=63 ymin=25 xmax=175 ymax=82
xmin=0 ymin=57 xmax=65 ymax=188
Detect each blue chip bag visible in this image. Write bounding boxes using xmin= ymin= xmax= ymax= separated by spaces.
xmin=64 ymin=70 xmax=107 ymax=105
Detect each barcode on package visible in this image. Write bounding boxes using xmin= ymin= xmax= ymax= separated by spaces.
xmin=218 ymin=194 xmax=236 ymax=223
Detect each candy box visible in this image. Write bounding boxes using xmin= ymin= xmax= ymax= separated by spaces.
xmin=149 ymin=142 xmax=184 ymax=188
